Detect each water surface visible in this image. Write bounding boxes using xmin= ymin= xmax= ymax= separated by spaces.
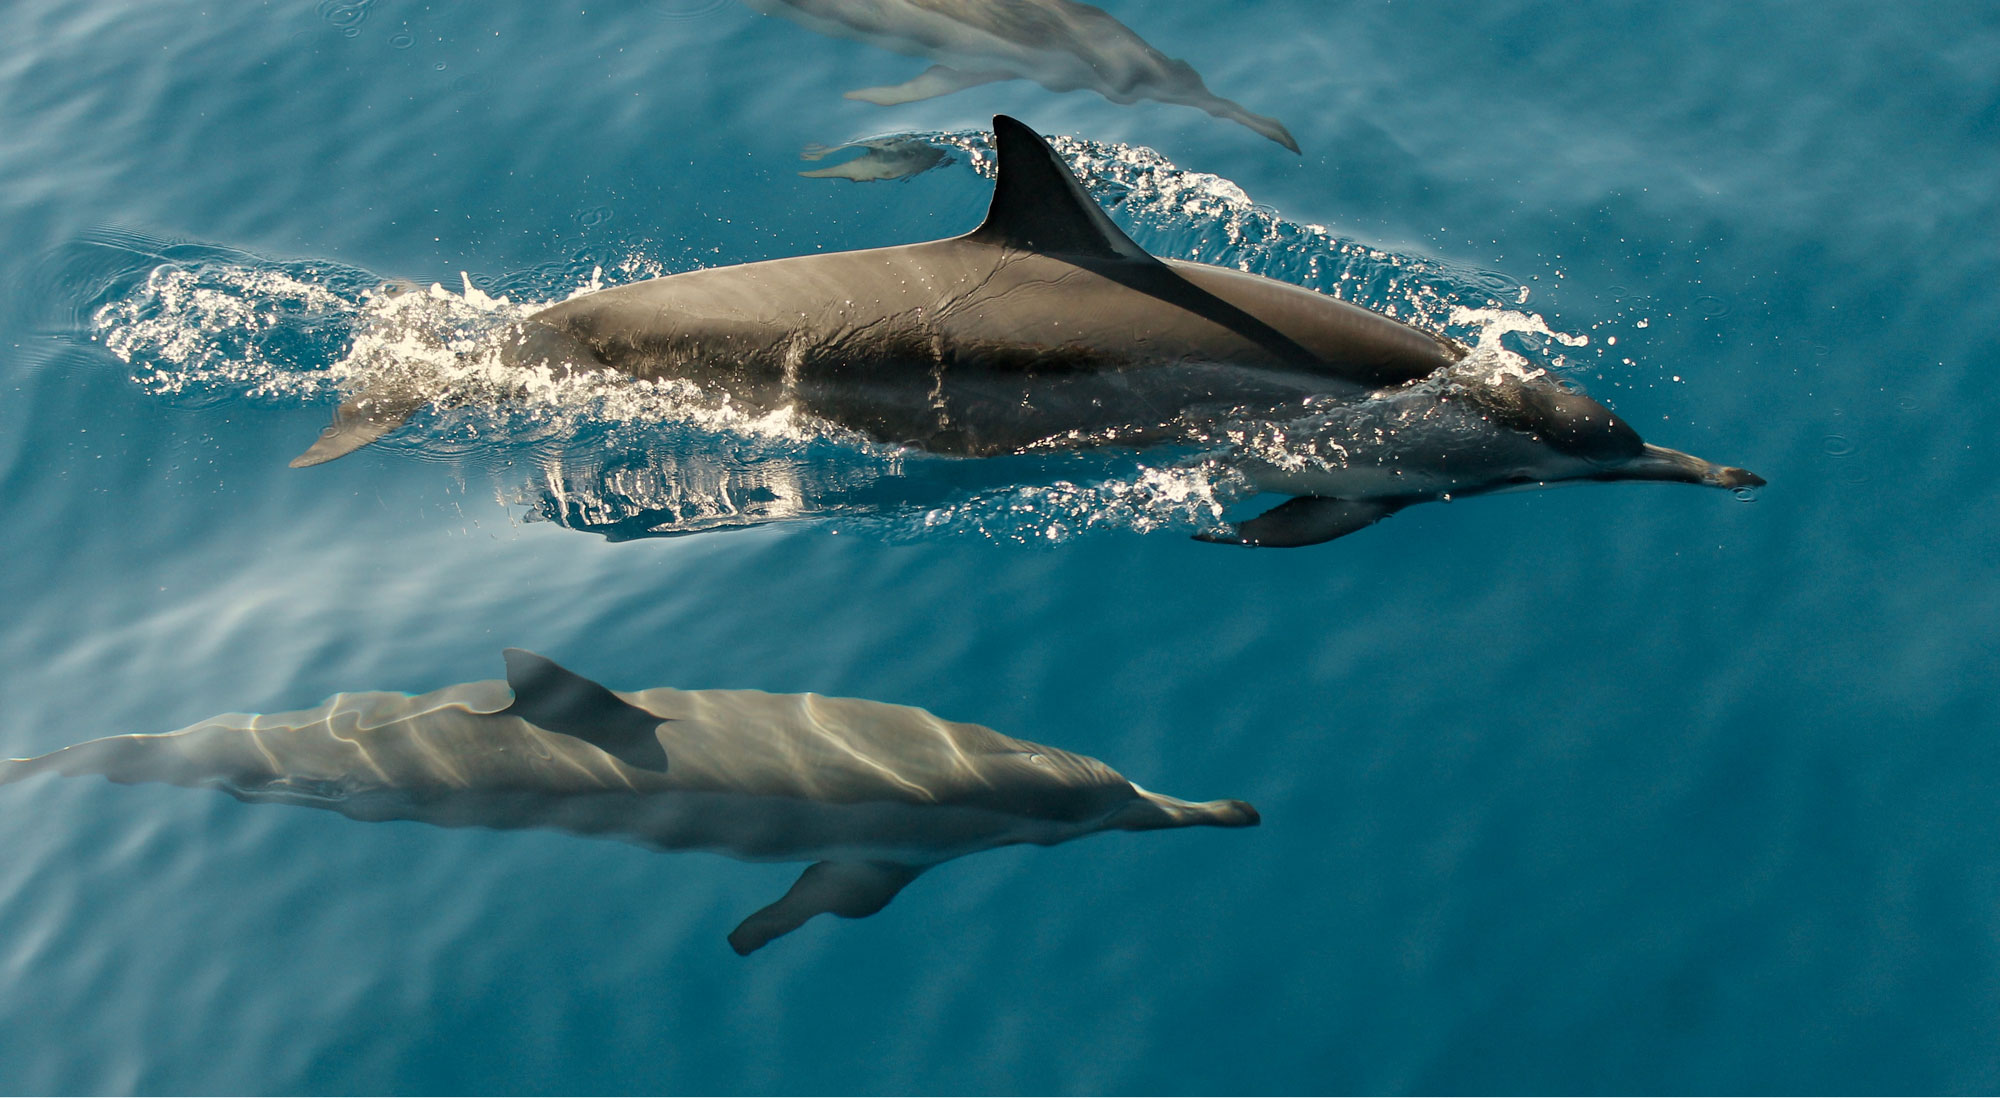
xmin=1 ymin=0 xmax=1996 ymax=1092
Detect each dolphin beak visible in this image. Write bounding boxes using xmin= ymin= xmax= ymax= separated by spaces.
xmin=1112 ymin=787 xmax=1261 ymax=830
xmin=1606 ymin=443 xmax=1765 ymax=490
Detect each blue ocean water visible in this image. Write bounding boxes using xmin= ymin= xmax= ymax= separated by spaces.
xmin=1 ymin=0 xmax=1996 ymax=1092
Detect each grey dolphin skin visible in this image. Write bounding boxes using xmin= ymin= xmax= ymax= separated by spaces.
xmin=295 ymin=115 xmax=1763 ymax=546
xmin=743 ymin=0 xmax=1298 ymax=151
xmin=0 ymin=649 xmax=1255 ymax=954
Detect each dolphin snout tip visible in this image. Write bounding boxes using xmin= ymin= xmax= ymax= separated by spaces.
xmin=1215 ymin=799 xmax=1261 ymax=828
xmin=1714 ymin=466 xmax=1766 ymax=490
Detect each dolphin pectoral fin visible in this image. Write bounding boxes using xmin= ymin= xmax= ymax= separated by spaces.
xmin=289 ymin=390 xmax=428 ymax=468
xmin=727 ymin=861 xmax=925 ymax=956
xmin=498 ymin=649 xmax=669 ymax=773
xmin=844 ymin=64 xmax=1016 ymax=105
xmin=1197 ymin=496 xmax=1398 ymax=548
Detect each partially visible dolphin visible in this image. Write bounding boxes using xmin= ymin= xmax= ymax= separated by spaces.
xmin=294 ymin=115 xmax=1762 ymax=546
xmin=743 ymin=0 xmax=1298 ymax=151
xmin=0 ymin=649 xmax=1255 ymax=954
xmin=798 ymin=134 xmax=952 ymax=182
xmin=1192 ymin=360 xmax=1766 ymax=547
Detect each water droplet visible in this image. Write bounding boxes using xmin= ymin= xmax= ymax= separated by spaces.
xmin=1692 ymin=294 xmax=1728 ymax=318
xmin=578 ymin=206 xmax=612 ymax=228
xmin=1732 ymin=486 xmax=1758 ymax=503
xmin=1896 ymin=396 xmax=1918 ymax=411
xmin=1821 ymin=434 xmax=1855 ymax=457
xmin=388 ymin=30 xmax=415 ymax=49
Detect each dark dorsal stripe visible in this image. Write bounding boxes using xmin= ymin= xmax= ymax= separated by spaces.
xmin=499 ymin=649 xmax=668 ymax=773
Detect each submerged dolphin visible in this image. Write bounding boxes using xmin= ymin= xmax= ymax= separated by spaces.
xmin=0 ymin=649 xmax=1254 ymax=954
xmin=744 ymin=0 xmax=1297 ymax=151
xmin=798 ymin=135 xmax=952 ymax=182
xmin=295 ymin=115 xmax=1762 ymax=546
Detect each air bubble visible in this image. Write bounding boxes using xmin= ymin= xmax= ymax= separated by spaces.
xmin=1821 ymin=435 xmax=1855 ymax=457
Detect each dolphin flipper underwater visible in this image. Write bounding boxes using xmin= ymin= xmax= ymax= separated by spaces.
xmin=0 ymin=649 xmax=1257 ymax=954
xmin=294 ymin=115 xmax=1762 ymax=546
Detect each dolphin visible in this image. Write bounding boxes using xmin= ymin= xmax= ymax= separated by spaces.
xmin=294 ymin=115 xmax=1763 ymax=546
xmin=798 ymin=134 xmax=952 ymax=182
xmin=742 ymin=0 xmax=1298 ymax=151
xmin=0 ymin=649 xmax=1255 ymax=954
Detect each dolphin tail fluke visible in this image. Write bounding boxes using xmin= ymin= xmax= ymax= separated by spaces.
xmin=0 ymin=734 xmax=207 ymax=789
xmin=844 ymin=64 xmax=1017 ymax=105
xmin=1197 ymin=496 xmax=1398 ymax=548
xmin=0 ymin=751 xmax=58 ymax=786
xmin=1 ymin=740 xmax=128 ymax=786
xmin=1603 ymin=444 xmax=1766 ymax=491
xmin=727 ymin=860 xmax=925 ymax=955
xmin=289 ymin=389 xmax=428 ymax=468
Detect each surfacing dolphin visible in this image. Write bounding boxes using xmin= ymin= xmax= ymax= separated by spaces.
xmin=743 ymin=0 xmax=1298 ymax=151
xmin=294 ymin=115 xmax=1762 ymax=546
xmin=0 ymin=649 xmax=1255 ymax=954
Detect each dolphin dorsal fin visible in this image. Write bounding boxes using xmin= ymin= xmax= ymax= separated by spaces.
xmin=963 ymin=115 xmax=1153 ymax=261
xmin=499 ymin=649 xmax=668 ymax=773
xmin=960 ymin=116 xmax=1322 ymax=370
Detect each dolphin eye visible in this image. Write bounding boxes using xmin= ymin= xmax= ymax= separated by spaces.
xmin=1026 ymin=753 xmax=1049 ymax=765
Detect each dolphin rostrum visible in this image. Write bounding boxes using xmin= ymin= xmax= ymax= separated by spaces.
xmin=0 ymin=649 xmax=1256 ymax=954
xmin=295 ymin=115 xmax=1762 ymax=546
xmin=743 ymin=0 xmax=1298 ymax=151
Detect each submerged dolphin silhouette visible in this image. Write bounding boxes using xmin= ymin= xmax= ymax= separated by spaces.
xmin=798 ymin=135 xmax=952 ymax=182
xmin=744 ymin=0 xmax=1298 ymax=151
xmin=296 ymin=115 xmax=1762 ymax=546
xmin=0 ymin=649 xmax=1255 ymax=954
